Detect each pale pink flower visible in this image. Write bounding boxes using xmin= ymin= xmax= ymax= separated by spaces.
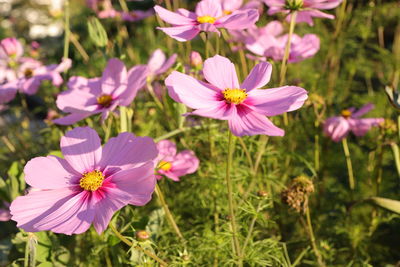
xmin=190 ymin=51 xmax=203 ymax=68
xmin=323 ymin=103 xmax=384 ymax=142
xmin=156 ymin=140 xmax=199 ymax=181
xmin=147 ymin=49 xmax=177 ymax=79
xmin=264 ymin=0 xmax=343 ymax=26
xmin=10 ymin=127 xmax=158 ymax=235
xmin=0 ymin=37 xmax=23 ymax=61
xmin=54 ymin=58 xmax=147 ymax=125
xmin=0 ymin=202 xmax=11 ymax=221
xmin=218 ymin=0 xmax=263 ymax=15
xmin=154 ymin=0 xmax=259 ymax=42
xmin=0 ymin=57 xmax=71 ymax=104
xmin=165 ymin=55 xmax=308 ymax=136
xmin=246 ymin=21 xmax=320 ymax=63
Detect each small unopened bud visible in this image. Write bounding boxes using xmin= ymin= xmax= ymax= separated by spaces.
xmin=257 ymin=190 xmax=268 ymax=198
xmin=136 ymin=230 xmax=150 ymax=241
xmin=190 ymin=51 xmax=203 ymax=69
xmin=380 ymin=119 xmax=397 ymax=135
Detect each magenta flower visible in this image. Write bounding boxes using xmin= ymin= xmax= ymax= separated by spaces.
xmin=10 ymin=127 xmax=158 ymax=235
xmin=246 ymin=21 xmax=320 ymax=63
xmin=264 ymin=0 xmax=343 ymax=26
xmin=154 ymin=0 xmax=259 ymax=42
xmin=156 ymin=140 xmax=199 ymax=181
xmin=54 ymin=58 xmax=147 ymax=125
xmin=323 ymin=103 xmax=384 ymax=142
xmin=165 ymin=55 xmax=308 ymax=136
xmin=0 ymin=202 xmax=11 ymax=221
xmin=0 ymin=37 xmax=23 ymax=61
xmin=147 ymin=49 xmax=177 ymax=79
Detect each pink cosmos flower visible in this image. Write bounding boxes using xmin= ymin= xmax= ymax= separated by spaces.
xmin=10 ymin=127 xmax=158 ymax=235
xmin=323 ymin=103 xmax=384 ymax=142
xmin=218 ymin=0 xmax=263 ymax=15
xmin=147 ymin=49 xmax=177 ymax=80
xmin=165 ymin=55 xmax=308 ymax=136
xmin=154 ymin=0 xmax=259 ymax=42
xmin=87 ymin=0 xmax=153 ymax=21
xmin=246 ymin=21 xmax=320 ymax=63
xmin=264 ymin=0 xmax=343 ymax=26
xmin=54 ymin=58 xmax=147 ymax=125
xmin=0 ymin=202 xmax=11 ymax=221
xmin=0 ymin=37 xmax=71 ymax=104
xmin=156 ymin=140 xmax=199 ymax=181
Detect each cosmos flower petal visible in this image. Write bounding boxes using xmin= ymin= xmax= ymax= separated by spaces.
xmin=0 ymin=81 xmax=18 ymax=104
xmin=154 ymin=5 xmax=195 ymax=25
xmin=157 ymin=25 xmax=200 ymax=42
xmin=229 ymin=106 xmax=285 ymax=136
xmin=117 ymin=65 xmax=147 ymax=106
xmin=53 ymin=112 xmax=97 ymax=125
xmin=60 ymin=127 xmax=102 ymax=173
xmin=190 ymin=101 xmax=235 ymax=120
xmin=101 ymin=58 xmax=128 ymax=95
xmin=246 ymin=86 xmax=308 ymax=116
xmin=170 ymin=150 xmax=199 ymax=177
xmin=352 ymin=103 xmax=374 ymax=118
xmin=157 ymin=140 xmax=177 ymax=160
xmin=217 ymin=9 xmax=259 ymax=30
xmin=349 ymin=118 xmax=384 ymax=136
xmin=24 ymin=156 xmax=80 ymax=189
xmin=166 ymin=71 xmax=221 ymax=109
xmin=100 ymin=132 xmax=158 ymax=171
xmin=203 ymin=55 xmax=240 ymax=89
xmin=195 ymin=0 xmax=222 ymax=17
xmin=241 ymin=62 xmax=272 ymax=92
xmin=10 ymin=188 xmax=95 ymax=235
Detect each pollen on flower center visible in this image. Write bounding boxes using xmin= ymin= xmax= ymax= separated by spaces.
xmin=341 ymin=109 xmax=352 ymax=119
xmin=97 ymin=94 xmax=113 ymax=108
xmin=158 ymin=160 xmax=172 ymax=171
xmin=24 ymin=68 xmax=34 ymax=78
xmin=197 ymin=15 xmax=216 ymax=24
xmin=79 ymin=170 xmax=105 ymax=191
xmin=223 ymin=88 xmax=248 ymax=104
xmin=223 ymin=10 xmax=232 ymax=15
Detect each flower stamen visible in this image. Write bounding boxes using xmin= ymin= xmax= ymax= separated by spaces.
xmin=341 ymin=109 xmax=352 ymax=119
xmin=97 ymin=94 xmax=113 ymax=108
xmin=79 ymin=170 xmax=105 ymax=191
xmin=24 ymin=68 xmax=34 ymax=78
xmin=158 ymin=160 xmax=172 ymax=171
xmin=223 ymin=88 xmax=248 ymax=104
xmin=197 ymin=15 xmax=216 ymax=24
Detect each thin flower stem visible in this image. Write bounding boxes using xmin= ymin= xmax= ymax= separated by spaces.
xmin=342 ymin=137 xmax=355 ymax=190
xmin=238 ymin=49 xmax=249 ymax=79
xmin=120 ymin=106 xmax=128 ymax=133
xmin=279 ymin=11 xmax=297 ymax=126
xmin=63 ymin=0 xmax=70 ymax=60
xmin=109 ymin=224 xmax=168 ymax=266
xmin=305 ymin=206 xmax=326 ymax=267
xmin=225 ymin=131 xmax=241 ymax=262
xmin=240 ymin=200 xmax=263 ymax=261
xmin=279 ymin=11 xmax=297 ymax=86
xmin=154 ymin=184 xmax=185 ymax=242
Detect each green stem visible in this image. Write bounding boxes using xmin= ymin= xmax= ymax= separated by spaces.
xmin=155 ymin=184 xmax=185 ymax=242
xmin=63 ymin=0 xmax=70 ymax=60
xmin=240 ymin=201 xmax=263 ymax=261
xmin=225 ymin=131 xmax=241 ymax=262
xmin=279 ymin=11 xmax=297 ymax=86
xmin=147 ymin=80 xmax=164 ymax=110
xmin=342 ymin=137 xmax=355 ymax=190
xmin=109 ymin=224 xmax=168 ymax=266
xmin=305 ymin=206 xmax=325 ymax=267
xmin=120 ymin=106 xmax=128 ymax=133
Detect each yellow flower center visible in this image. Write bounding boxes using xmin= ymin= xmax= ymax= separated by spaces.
xmin=158 ymin=160 xmax=172 ymax=171
xmin=341 ymin=109 xmax=352 ymax=119
xmin=24 ymin=68 xmax=34 ymax=78
xmin=223 ymin=10 xmax=232 ymax=15
xmin=223 ymin=88 xmax=248 ymax=104
xmin=97 ymin=94 xmax=113 ymax=108
xmin=197 ymin=15 xmax=216 ymax=24
xmin=79 ymin=170 xmax=105 ymax=191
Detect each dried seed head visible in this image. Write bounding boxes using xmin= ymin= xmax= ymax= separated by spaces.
xmin=281 ymin=175 xmax=314 ymax=213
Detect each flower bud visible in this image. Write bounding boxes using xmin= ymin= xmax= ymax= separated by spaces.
xmin=136 ymin=230 xmax=150 ymax=241
xmin=0 ymin=37 xmax=23 ymax=59
xmin=190 ymin=51 xmax=203 ymax=69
